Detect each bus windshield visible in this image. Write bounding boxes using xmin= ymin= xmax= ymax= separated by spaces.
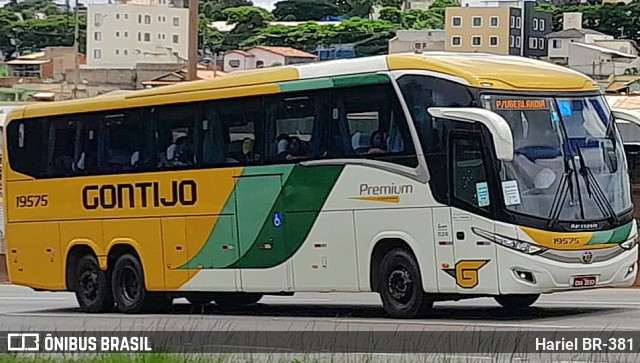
xmin=484 ymin=95 xmax=632 ymax=222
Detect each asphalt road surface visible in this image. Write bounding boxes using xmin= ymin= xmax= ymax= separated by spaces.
xmin=2 ymin=285 xmax=640 ymax=362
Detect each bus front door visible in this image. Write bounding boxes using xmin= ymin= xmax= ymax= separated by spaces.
xmin=448 ymin=131 xmax=499 ymax=295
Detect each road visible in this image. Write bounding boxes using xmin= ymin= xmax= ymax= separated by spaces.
xmin=2 ymin=285 xmax=640 ymax=362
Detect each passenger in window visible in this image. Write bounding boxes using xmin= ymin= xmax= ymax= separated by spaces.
xmin=167 ymin=135 xmax=194 ymax=166
xmin=242 ymin=137 xmax=258 ymax=162
xmin=285 ymin=136 xmax=308 ymax=160
xmin=276 ymin=134 xmax=291 ymax=160
xmin=351 ymin=132 xmax=370 ymax=155
xmin=368 ymin=131 xmax=387 ymax=154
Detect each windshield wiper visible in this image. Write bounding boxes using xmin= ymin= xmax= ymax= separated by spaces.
xmin=574 ymin=143 xmax=620 ymax=224
xmin=547 ymin=157 xmax=576 ymax=228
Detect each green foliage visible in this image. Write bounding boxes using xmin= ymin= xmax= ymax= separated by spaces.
xmin=378 ymin=6 xmax=402 ymax=24
xmin=199 ymin=14 xmax=225 ymax=53
xmin=273 ymin=0 xmax=340 ymax=21
xmin=0 ymin=65 xmax=7 ymax=77
xmin=200 ymin=0 xmax=254 ymax=21
xmin=222 ymin=6 xmax=274 ymax=23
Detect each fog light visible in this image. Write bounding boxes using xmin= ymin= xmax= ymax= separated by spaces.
xmin=513 ymin=269 xmax=536 ymax=284
xmin=626 ymin=264 xmax=636 ymax=277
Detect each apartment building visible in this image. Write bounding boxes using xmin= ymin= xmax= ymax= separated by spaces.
xmin=445 ymin=7 xmax=521 ymax=55
xmin=86 ymin=0 xmax=189 ymax=68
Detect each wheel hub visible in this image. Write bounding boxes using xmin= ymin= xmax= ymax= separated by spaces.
xmin=80 ymin=271 xmax=99 ymax=302
xmin=388 ymin=268 xmax=412 ymax=302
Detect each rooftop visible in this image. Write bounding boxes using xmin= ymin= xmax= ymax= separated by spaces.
xmin=571 ymin=42 xmax=636 ymax=58
xmin=250 ymin=46 xmax=317 ymax=59
xmin=546 ymin=27 xmax=607 ymax=39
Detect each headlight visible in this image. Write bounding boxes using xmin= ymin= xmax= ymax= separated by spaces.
xmin=472 ymin=227 xmax=547 ymax=255
xmin=621 ymin=234 xmax=638 ymax=250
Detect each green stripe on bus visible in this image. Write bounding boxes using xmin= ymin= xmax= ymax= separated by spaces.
xmin=279 ymin=78 xmax=334 ymax=93
xmin=277 ymin=74 xmax=390 ymax=93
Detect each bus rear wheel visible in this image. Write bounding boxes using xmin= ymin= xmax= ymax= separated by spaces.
xmin=378 ymin=248 xmax=432 ymax=319
xmin=495 ymin=294 xmax=540 ymax=310
xmin=212 ymin=293 xmax=263 ymax=308
xmin=75 ymin=255 xmax=113 ymax=313
xmin=111 ymin=254 xmax=170 ymax=313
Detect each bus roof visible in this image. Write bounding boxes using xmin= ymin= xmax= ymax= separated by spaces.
xmin=14 ymin=52 xmax=599 ymax=120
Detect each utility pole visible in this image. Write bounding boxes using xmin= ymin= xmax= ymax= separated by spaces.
xmin=187 ymin=0 xmax=198 ymax=81
xmin=73 ymin=1 xmax=80 ymax=99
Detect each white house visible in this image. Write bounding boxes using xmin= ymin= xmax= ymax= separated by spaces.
xmin=86 ymin=0 xmax=189 ymax=69
xmin=568 ymin=42 xmax=639 ymax=78
xmin=546 ymin=12 xmax=612 ymax=65
xmin=223 ymin=46 xmax=317 ymax=73
xmin=388 ymin=30 xmax=445 ymax=54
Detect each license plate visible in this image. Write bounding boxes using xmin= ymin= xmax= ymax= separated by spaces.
xmin=573 ymin=275 xmax=597 ymax=287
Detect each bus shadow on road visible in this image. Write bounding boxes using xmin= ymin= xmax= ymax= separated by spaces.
xmin=160 ymin=302 xmax=621 ymax=322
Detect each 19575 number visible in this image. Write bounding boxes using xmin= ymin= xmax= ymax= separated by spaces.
xmin=16 ymin=194 xmax=49 ymax=208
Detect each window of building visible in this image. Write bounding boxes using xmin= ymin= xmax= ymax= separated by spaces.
xmin=115 ymin=49 xmax=120 ymax=55
xmin=490 ymin=36 xmax=498 ymax=47
xmin=173 ymin=34 xmax=179 ymax=44
xmin=256 ymin=60 xmax=264 ymax=68
xmin=125 ymin=31 xmax=129 ymax=37
xmin=452 ymin=16 xmax=462 ymax=27
xmin=116 ymin=31 xmax=120 ymax=38
xmin=516 ymin=36 xmax=521 ymax=47
xmin=94 ymin=13 xmax=102 ymax=27
xmin=452 ymin=36 xmax=462 ymax=46
xmin=124 ymin=49 xmax=128 ymax=55
xmin=158 ymin=16 xmax=162 ymax=22
xmin=472 ymin=36 xmax=482 ymax=47
xmin=539 ymin=38 xmax=545 ymax=50
xmin=552 ymin=39 xmax=561 ymax=48
xmin=510 ymin=15 xmax=514 ymax=28
xmin=529 ymin=37 xmax=537 ymax=49
xmin=116 ymin=13 xmax=120 ymax=20
xmin=158 ymin=33 xmax=162 ymax=40
xmin=94 ymin=49 xmax=101 ymax=59
xmin=138 ymin=14 xmax=142 ymax=24
xmin=124 ymin=13 xmax=129 ymax=20
xmin=144 ymin=33 xmax=151 ymax=42
xmin=94 ymin=32 xmax=102 ymax=41
xmin=490 ymin=16 xmax=499 ymax=27
xmin=540 ymin=19 xmax=545 ymax=31
xmin=137 ymin=32 xmax=141 ymax=42
xmin=173 ymin=17 xmax=179 ymax=26
xmin=516 ymin=17 xmax=521 ymax=29
xmin=229 ymin=60 xmax=240 ymax=68
xmin=533 ymin=18 xmax=539 ymax=31
xmin=144 ymin=15 xmax=151 ymax=24
xmin=472 ymin=16 xmax=482 ymax=27
xmin=510 ymin=35 xmax=514 ymax=47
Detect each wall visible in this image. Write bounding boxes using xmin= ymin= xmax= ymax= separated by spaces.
xmin=68 ymin=62 xmax=183 ymax=89
xmin=388 ymin=31 xmax=446 ymax=53
xmin=522 ymin=3 xmax=552 ymax=57
xmin=445 ymin=7 xmax=512 ymax=55
xmin=223 ymin=53 xmax=254 ymax=72
xmin=44 ymin=46 xmax=81 ymax=81
xmin=595 ymin=40 xmax=640 ymax=56
xmin=508 ymin=7 xmax=521 ymax=55
xmin=246 ymin=48 xmax=286 ymax=68
xmin=547 ymin=36 xmax=580 ymax=61
xmin=87 ymin=4 xmax=189 ymax=68
xmin=568 ymin=43 xmax=635 ymax=78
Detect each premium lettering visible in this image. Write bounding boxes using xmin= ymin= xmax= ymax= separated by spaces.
xmin=82 ymin=180 xmax=197 ymax=210
xmin=359 ymin=183 xmax=413 ymax=196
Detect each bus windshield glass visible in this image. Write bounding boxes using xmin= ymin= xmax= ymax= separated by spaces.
xmin=484 ymin=95 xmax=631 ymax=222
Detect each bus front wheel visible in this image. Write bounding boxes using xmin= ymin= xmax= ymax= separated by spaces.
xmin=378 ymin=248 xmax=432 ymax=319
xmin=75 ymin=255 xmax=113 ymax=313
xmin=111 ymin=254 xmax=171 ymax=313
xmin=494 ymin=294 xmax=540 ymax=310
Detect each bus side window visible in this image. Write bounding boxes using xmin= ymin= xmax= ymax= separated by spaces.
xmin=46 ymin=118 xmax=79 ymax=177
xmin=151 ymin=103 xmax=198 ymax=170
xmin=218 ymin=97 xmax=264 ymax=165
xmin=104 ymin=111 xmax=144 ymax=173
xmin=7 ymin=119 xmax=45 ymax=178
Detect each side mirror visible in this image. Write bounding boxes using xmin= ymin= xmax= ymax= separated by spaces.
xmin=427 ymin=107 xmax=514 ymax=161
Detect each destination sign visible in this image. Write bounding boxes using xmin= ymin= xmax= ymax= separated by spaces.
xmin=495 ymin=99 xmax=548 ymax=110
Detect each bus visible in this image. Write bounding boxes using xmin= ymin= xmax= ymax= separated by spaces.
xmin=3 ymin=53 xmax=638 ymax=318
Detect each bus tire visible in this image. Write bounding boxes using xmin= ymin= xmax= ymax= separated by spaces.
xmin=75 ymin=255 xmax=113 ymax=313
xmin=494 ymin=294 xmax=540 ymax=310
xmin=111 ymin=253 xmax=155 ymax=314
xmin=378 ymin=248 xmax=432 ymax=319
xmin=212 ymin=293 xmax=263 ymax=308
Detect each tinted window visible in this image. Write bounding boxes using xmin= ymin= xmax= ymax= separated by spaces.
xmin=332 ymin=84 xmax=418 ymax=167
xmin=46 ymin=118 xmax=80 ymax=177
xmin=7 ymin=119 xmax=46 ymax=178
xmin=202 ymin=97 xmax=264 ymax=166
xmin=451 ymin=134 xmax=490 ymax=211
xmin=398 ymin=75 xmax=476 ymax=203
xmin=151 ymin=104 xmax=198 ymax=169
xmin=266 ymin=91 xmax=329 ymax=162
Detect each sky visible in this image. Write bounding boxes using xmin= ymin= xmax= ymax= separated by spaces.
xmin=0 ymin=0 xmax=277 ymax=10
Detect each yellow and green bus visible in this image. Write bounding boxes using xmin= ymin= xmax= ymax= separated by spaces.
xmin=3 ymin=53 xmax=638 ymax=318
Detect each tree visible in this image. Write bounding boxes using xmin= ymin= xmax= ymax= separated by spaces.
xmin=199 ymin=14 xmax=225 ymax=54
xmin=273 ymin=0 xmax=340 ymax=21
xmin=200 ymin=0 xmax=254 ymax=21
xmin=0 ymin=9 xmax=20 ymax=59
xmin=378 ymin=6 xmax=402 ymax=24
xmin=8 ymin=15 xmax=86 ymax=54
xmin=221 ymin=7 xmax=274 ymax=50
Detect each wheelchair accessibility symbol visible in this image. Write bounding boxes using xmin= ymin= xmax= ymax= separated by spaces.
xmin=273 ymin=212 xmax=283 ymax=227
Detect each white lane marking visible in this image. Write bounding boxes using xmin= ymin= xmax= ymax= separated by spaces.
xmin=0 ymin=297 xmax=68 ymax=301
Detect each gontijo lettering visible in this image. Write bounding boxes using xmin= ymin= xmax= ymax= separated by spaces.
xmin=495 ymin=99 xmax=548 ymax=110
xmin=82 ymin=180 xmax=197 ymax=210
